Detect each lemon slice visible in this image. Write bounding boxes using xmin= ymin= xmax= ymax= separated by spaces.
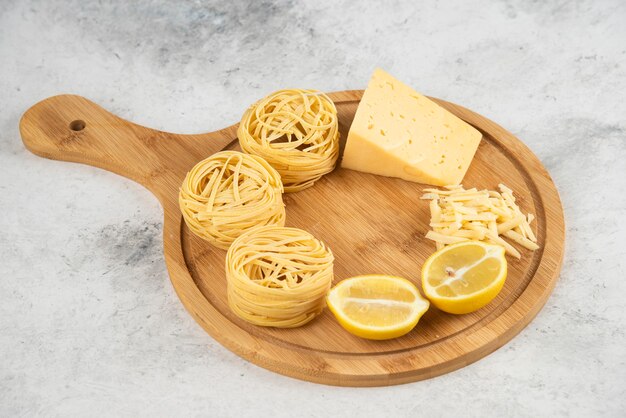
xmin=421 ymin=241 xmax=507 ymax=314
xmin=326 ymin=275 xmax=430 ymax=340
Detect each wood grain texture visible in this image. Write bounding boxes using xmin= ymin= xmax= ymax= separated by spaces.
xmin=19 ymin=91 xmax=565 ymax=386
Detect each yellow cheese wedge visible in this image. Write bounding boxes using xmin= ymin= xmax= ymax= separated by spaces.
xmin=341 ymin=69 xmax=482 ymax=186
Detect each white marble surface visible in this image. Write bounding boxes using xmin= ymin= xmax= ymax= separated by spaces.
xmin=1 ymin=0 xmax=625 ymax=416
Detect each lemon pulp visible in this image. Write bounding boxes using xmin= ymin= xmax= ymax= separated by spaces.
xmin=422 ymin=241 xmax=507 ymax=314
xmin=327 ymin=275 xmax=429 ymax=340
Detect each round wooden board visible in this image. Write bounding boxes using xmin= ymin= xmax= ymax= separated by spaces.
xmin=20 ymin=91 xmax=565 ymax=386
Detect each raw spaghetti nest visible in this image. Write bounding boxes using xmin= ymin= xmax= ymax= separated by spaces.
xmin=226 ymin=226 xmax=334 ymax=328
xmin=179 ymin=151 xmax=285 ymax=250
xmin=237 ymin=89 xmax=340 ymax=193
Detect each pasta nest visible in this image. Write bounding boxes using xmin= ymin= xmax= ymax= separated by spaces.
xmin=179 ymin=151 xmax=285 ymax=250
xmin=226 ymin=226 xmax=334 ymax=328
xmin=237 ymin=89 xmax=340 ymax=193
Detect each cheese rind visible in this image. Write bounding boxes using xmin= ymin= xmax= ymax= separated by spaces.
xmin=341 ymin=69 xmax=482 ymax=186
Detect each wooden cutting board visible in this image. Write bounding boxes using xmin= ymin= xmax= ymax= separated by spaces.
xmin=20 ymin=91 xmax=565 ymax=386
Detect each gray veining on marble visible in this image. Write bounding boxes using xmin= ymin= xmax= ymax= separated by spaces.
xmin=1 ymin=0 xmax=625 ymax=416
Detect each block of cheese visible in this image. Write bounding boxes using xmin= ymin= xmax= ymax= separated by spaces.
xmin=341 ymin=69 xmax=482 ymax=186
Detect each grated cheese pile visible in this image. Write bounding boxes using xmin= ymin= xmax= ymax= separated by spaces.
xmin=421 ymin=184 xmax=539 ymax=258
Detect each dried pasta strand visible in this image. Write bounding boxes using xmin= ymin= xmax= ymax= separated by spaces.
xmin=226 ymin=226 xmax=334 ymax=328
xmin=179 ymin=151 xmax=285 ymax=250
xmin=238 ymin=89 xmax=340 ymax=193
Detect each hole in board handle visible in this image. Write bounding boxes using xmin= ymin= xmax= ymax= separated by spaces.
xmin=69 ymin=120 xmax=86 ymax=131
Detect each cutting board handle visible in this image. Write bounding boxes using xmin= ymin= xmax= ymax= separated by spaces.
xmin=20 ymin=94 xmax=237 ymax=204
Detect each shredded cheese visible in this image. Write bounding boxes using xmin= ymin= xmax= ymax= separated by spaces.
xmin=421 ymin=184 xmax=539 ymax=258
